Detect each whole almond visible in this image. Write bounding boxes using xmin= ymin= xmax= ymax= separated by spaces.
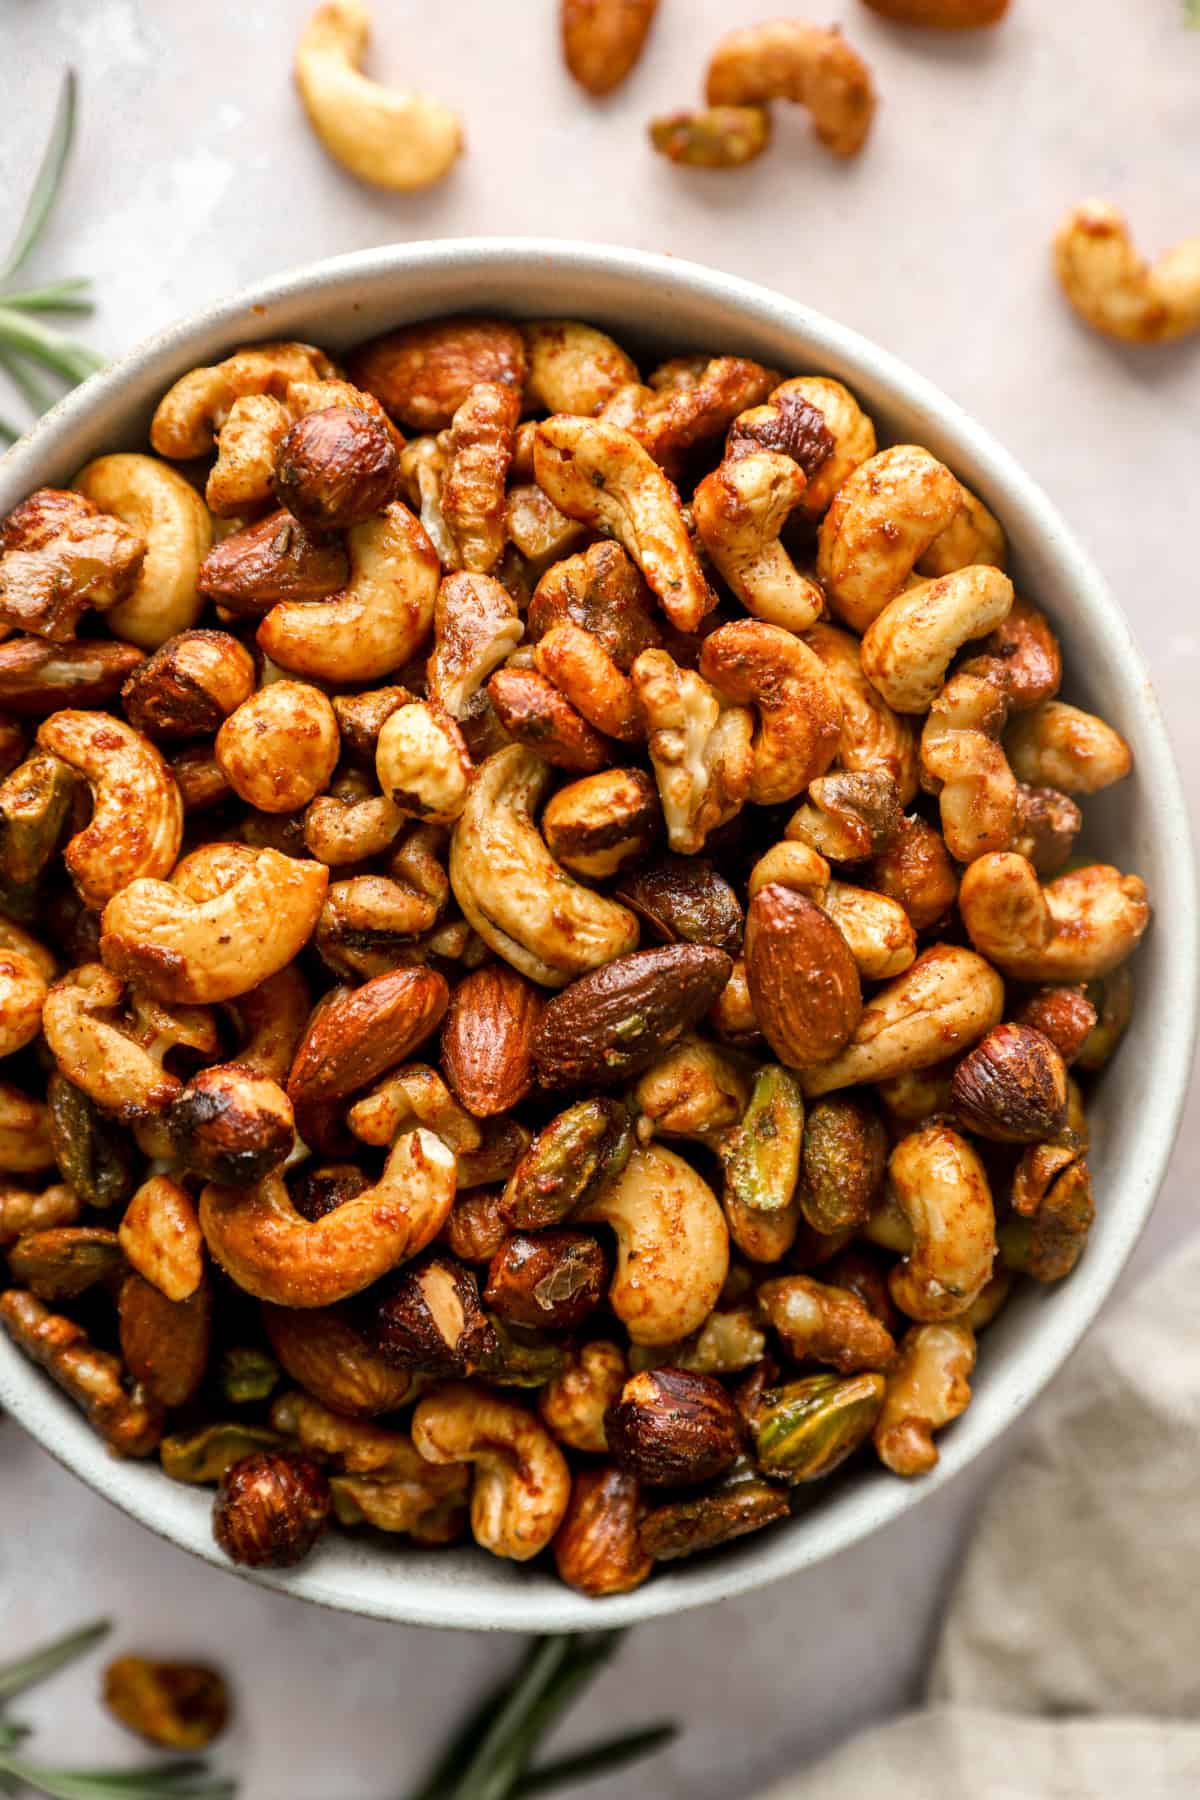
xmin=562 ymin=0 xmax=660 ymax=95
xmin=532 ymin=944 xmax=733 ymax=1088
xmin=744 ymin=884 xmax=861 ymax=1069
xmin=441 ymin=965 xmax=543 ymax=1118
xmin=196 ymin=511 xmax=348 ymax=617
xmin=286 ymin=967 xmax=449 ymax=1108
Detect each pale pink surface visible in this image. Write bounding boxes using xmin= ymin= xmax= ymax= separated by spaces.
xmin=1 ymin=2 xmax=1198 ymax=1795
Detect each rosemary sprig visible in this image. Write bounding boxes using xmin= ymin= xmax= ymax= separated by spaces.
xmin=0 ymin=1622 xmax=234 ymax=1800
xmin=1187 ymin=0 xmax=1200 ymax=25
xmin=0 ymin=69 xmax=104 ymax=445
xmin=414 ymin=1633 xmax=675 ymax=1800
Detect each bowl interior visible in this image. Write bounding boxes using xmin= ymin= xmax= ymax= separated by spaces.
xmin=0 ymin=240 xmax=1193 ymax=1632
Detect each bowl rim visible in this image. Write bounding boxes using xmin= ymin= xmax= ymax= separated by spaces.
xmin=1 ymin=235 xmax=1195 ymax=1633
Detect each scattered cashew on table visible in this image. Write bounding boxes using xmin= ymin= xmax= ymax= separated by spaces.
xmin=0 ymin=304 xmax=1150 ymax=1598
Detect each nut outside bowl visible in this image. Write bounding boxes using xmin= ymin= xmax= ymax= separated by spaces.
xmin=1 ymin=239 xmax=1194 ymax=1632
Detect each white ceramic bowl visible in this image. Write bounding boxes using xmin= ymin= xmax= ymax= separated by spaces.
xmin=1 ymin=239 xmax=1194 ymax=1633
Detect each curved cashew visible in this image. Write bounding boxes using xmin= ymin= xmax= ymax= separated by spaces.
xmin=577 ymin=1141 xmax=729 ymax=1346
xmin=920 ymin=666 xmax=1018 ymax=862
xmin=522 ymin=320 xmax=639 ymax=416
xmin=699 ymin=620 xmax=842 ymax=805
xmin=151 ymin=341 xmax=333 ymax=460
xmin=200 ymin=1127 xmax=456 ymax=1307
xmin=533 ymin=415 xmax=715 ymax=632
xmin=803 ymin=622 xmax=919 ymax=802
xmin=411 ymin=1383 xmax=570 ymax=1561
xmin=534 ymin=622 xmax=644 ymax=744
xmin=705 ymin=20 xmax=876 ymax=157
xmin=42 ymin=965 xmax=188 ymax=1120
xmin=0 ymin=944 xmax=48 ymax=1057
xmin=801 ymin=944 xmax=1005 ymax=1097
xmin=1053 ymin=202 xmax=1200 ymax=345
xmin=918 ymin=484 xmax=1006 ymax=577
xmin=37 ymin=711 xmax=182 ymax=909
xmin=860 ymin=565 xmax=1015 ymax=714
xmin=295 ymin=0 xmax=462 ymax=191
xmin=959 ymin=853 xmax=1151 ymax=982
xmin=692 ymin=449 xmax=824 ymax=634
xmin=745 ymin=376 xmax=876 ymax=519
xmin=375 ymin=701 xmax=473 ymax=825
xmin=304 ymin=777 xmax=405 ymax=866
xmin=258 ymin=501 xmax=440 ymax=683
xmin=1005 ymin=699 xmax=1132 ymax=795
xmin=874 ymin=1321 xmax=976 ymax=1478
xmin=100 ymin=848 xmax=328 ymax=1003
xmin=816 ymin=445 xmax=964 ymax=633
xmin=427 ymin=571 xmax=524 ymax=720
xmin=449 ymin=745 xmax=639 ymax=987
xmin=73 ymin=455 xmax=213 ymax=649
xmin=632 ymin=649 xmax=754 ymax=853
xmin=205 ymin=394 xmax=292 ymax=517
xmin=888 ymin=1124 xmax=996 ymax=1321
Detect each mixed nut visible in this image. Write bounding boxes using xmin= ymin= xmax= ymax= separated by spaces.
xmin=0 ymin=309 xmax=1150 ymax=1597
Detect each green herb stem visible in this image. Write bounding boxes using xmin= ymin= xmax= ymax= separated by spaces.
xmin=0 ymin=71 xmax=77 ymax=284
xmin=515 ymin=1723 xmax=678 ymax=1796
xmin=0 ymin=280 xmax=94 ymax=315
xmin=0 ymin=1620 xmax=111 ymax=1705
xmin=0 ymin=308 xmax=105 ymax=384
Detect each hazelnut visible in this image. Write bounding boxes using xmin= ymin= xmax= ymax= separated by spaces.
xmin=483 ymin=1230 xmax=609 ymax=1331
xmin=439 ymin=1186 xmax=511 ymax=1264
xmin=374 ymin=1252 xmax=496 ymax=1374
xmin=1013 ymin=985 xmax=1098 ymax=1065
xmin=120 ymin=630 xmax=255 ymax=741
xmin=212 ymin=1449 xmax=331 ymax=1568
xmin=950 ymin=1022 xmax=1069 ymax=1143
xmin=552 ymin=1465 xmax=653 ymax=1597
xmin=606 ymin=1368 xmax=743 ymax=1487
xmin=273 ymin=405 xmax=400 ymax=531
xmin=166 ymin=1065 xmax=295 ymax=1184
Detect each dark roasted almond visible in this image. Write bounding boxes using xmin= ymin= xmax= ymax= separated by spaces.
xmin=744 ymin=884 xmax=861 ymax=1069
xmin=441 ymin=963 xmax=543 ymax=1118
xmin=532 ymin=943 xmax=733 ymax=1088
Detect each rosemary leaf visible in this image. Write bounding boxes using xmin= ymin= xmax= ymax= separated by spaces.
xmin=0 ymin=70 xmax=78 ymax=283
xmin=1188 ymin=0 xmax=1200 ymax=24
xmin=0 ymin=1619 xmax=111 ymax=1705
xmin=449 ymin=1634 xmax=625 ymax=1800
xmin=515 ymin=1723 xmax=678 ymax=1796
xmin=0 ymin=1753 xmax=234 ymax=1800
xmin=0 ymin=415 xmax=20 ymax=447
xmin=0 ymin=346 xmax=58 ymax=417
xmin=0 ymin=280 xmax=93 ymax=315
xmin=0 ymin=307 xmax=104 ymax=384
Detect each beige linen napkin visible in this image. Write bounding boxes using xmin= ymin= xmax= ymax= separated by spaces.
xmin=763 ymin=1236 xmax=1200 ymax=1799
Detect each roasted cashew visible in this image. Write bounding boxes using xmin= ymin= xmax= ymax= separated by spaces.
xmin=918 ymin=484 xmax=1006 ymax=577
xmin=151 ymin=342 xmax=333 ymax=460
xmin=1053 ymin=202 xmax=1200 ymax=345
xmin=449 ymin=745 xmax=639 ymax=987
xmin=577 ymin=1141 xmax=729 ymax=1346
xmin=801 ymin=944 xmax=1005 ymax=1096
xmin=522 ymin=320 xmax=639 ymax=416
xmin=692 ymin=449 xmax=824 ymax=634
xmin=427 ymin=571 xmax=524 ymax=720
xmin=803 ymin=622 xmax=919 ymax=803
xmin=632 ymin=649 xmax=754 ymax=853
xmin=100 ymin=848 xmax=328 ymax=1003
xmin=347 ymin=1063 xmax=481 ymax=1153
xmin=920 ymin=665 xmax=1018 ymax=862
xmin=304 ymin=772 xmax=405 ymax=866
xmin=705 ymin=20 xmax=876 ymax=157
xmin=861 ymin=565 xmax=1015 ymax=715
xmin=258 ymin=501 xmax=440 ymax=684
xmin=537 ymin=1340 xmax=628 ymax=1453
xmin=36 ymin=711 xmax=182 ymax=910
xmin=533 ymin=415 xmax=715 ymax=632
xmin=699 ymin=620 xmax=842 ymax=805
xmin=633 ymin=1036 xmax=750 ymax=1145
xmin=887 ymin=1124 xmax=996 ymax=1320
xmin=874 ymin=1320 xmax=976 ymax=1477
xmin=0 ymin=942 xmax=49 ymax=1057
xmin=816 ymin=445 xmax=964 ymax=633
xmin=375 ymin=701 xmax=473 ymax=826
xmin=42 ymin=966 xmax=192 ymax=1120
xmin=742 ymin=376 xmax=876 ymax=519
xmin=786 ymin=769 xmax=902 ymax=863
xmin=205 ymin=394 xmax=292 ymax=517
xmin=411 ymin=1383 xmax=570 ymax=1561
xmin=295 ymin=0 xmax=462 ymax=190
xmin=439 ymin=381 xmax=520 ymax=574
xmin=200 ymin=1127 xmax=456 ymax=1307
xmin=959 ymin=853 xmax=1151 ymax=982
xmin=1005 ymin=699 xmax=1132 ymax=795
xmin=73 ymin=455 xmax=213 ymax=650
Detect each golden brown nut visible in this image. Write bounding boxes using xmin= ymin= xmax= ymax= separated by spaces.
xmin=603 ymin=357 xmax=780 ymax=467
xmin=215 ymin=680 xmax=340 ymax=813
xmin=411 ymin=1382 xmax=571 ymax=1561
xmin=534 ymin=621 xmax=645 ymax=744
xmin=649 ymin=106 xmax=772 ymax=168
xmin=861 ymin=0 xmax=1008 ymax=24
xmin=1053 ymin=202 xmax=1200 ymax=345
xmin=440 ymin=963 xmax=542 ymax=1117
xmin=72 ymin=454 xmax=213 ymax=649
xmin=874 ymin=1320 xmax=976 ymax=1476
xmin=118 ymin=1268 xmax=211 ymax=1410
xmin=959 ymin=854 xmax=1151 ymax=983
xmin=706 ymin=19 xmax=876 ymax=157
xmin=869 ymin=813 xmax=958 ymax=931
xmin=757 ymin=1274 xmax=895 ymax=1373
xmin=633 ymin=649 xmax=754 ymax=854
xmin=817 ymin=445 xmax=963 ymax=633
xmin=700 ymin=619 xmax=842 ymax=805
xmin=121 ymin=631 xmax=255 ymax=741
xmin=888 ymin=1123 xmax=996 ymax=1321
xmin=606 ymin=1367 xmax=743 ymax=1486
xmin=538 ymin=1340 xmax=628 ymax=1452
xmin=0 ymin=1287 xmax=163 ymax=1456
xmin=348 ymin=317 xmax=526 ymax=432
xmin=167 ymin=1065 xmax=295 ymax=1184
xmin=263 ymin=1301 xmax=416 ymax=1416
xmin=950 ymin=1023 xmax=1069 ymax=1143
xmin=440 ymin=381 xmax=521 ymax=575
xmin=541 ymin=768 xmax=660 ymax=878
xmin=212 ymin=1449 xmax=331 ymax=1566
xmin=527 ymin=540 xmax=661 ymax=670
xmin=197 ymin=511 xmax=348 ymax=616
xmin=118 ymin=1175 xmax=204 ymax=1302
xmin=562 ymin=0 xmax=659 ymax=93
xmin=488 ymin=667 xmax=615 ymax=773
xmin=553 ymin=1465 xmax=653 ymax=1596
xmin=103 ymin=1656 xmax=229 ymax=1752
xmin=0 ymin=488 xmax=145 ymax=641
xmin=374 ymin=1251 xmax=496 ymax=1374
xmin=745 ymin=883 xmax=861 ymax=1070
xmin=37 ymin=710 xmax=182 ymax=910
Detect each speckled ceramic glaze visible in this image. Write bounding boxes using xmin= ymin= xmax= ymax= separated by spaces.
xmin=0 ymin=240 xmax=1194 ymax=1632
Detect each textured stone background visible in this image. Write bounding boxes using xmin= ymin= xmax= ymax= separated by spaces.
xmin=1 ymin=2 xmax=1198 ymax=1794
